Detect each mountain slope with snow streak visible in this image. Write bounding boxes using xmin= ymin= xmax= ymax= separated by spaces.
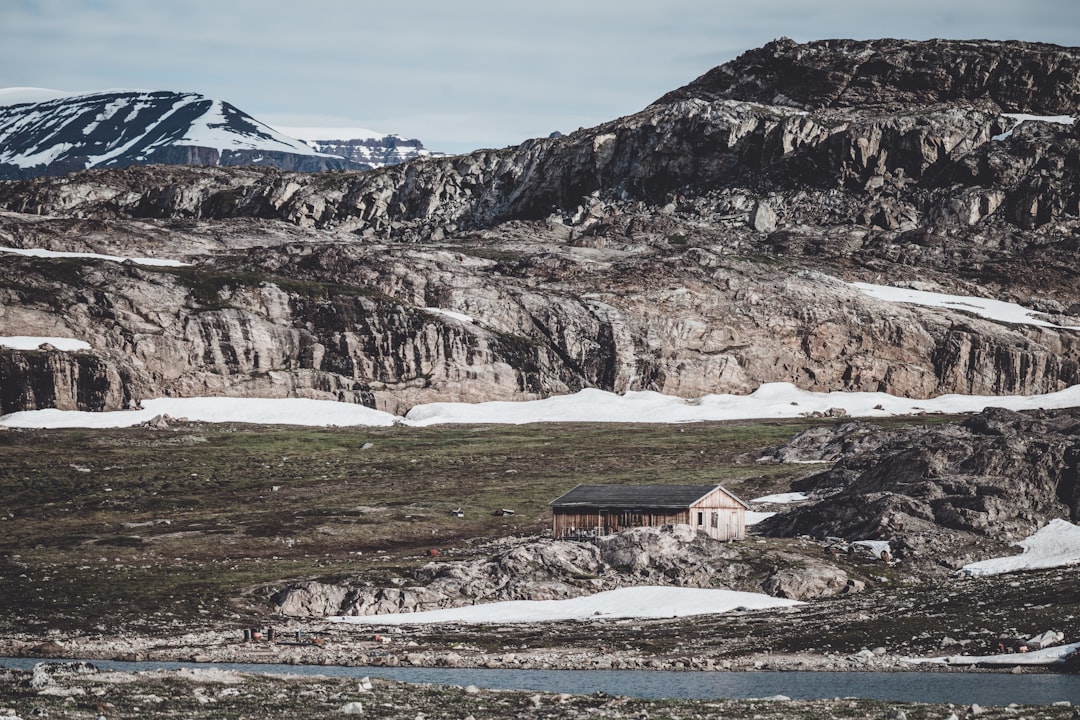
xmin=271 ymin=125 xmax=448 ymax=168
xmin=0 ymin=90 xmax=364 ymax=179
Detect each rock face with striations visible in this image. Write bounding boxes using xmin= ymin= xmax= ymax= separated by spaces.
xmin=1 ymin=39 xmax=1079 ymax=414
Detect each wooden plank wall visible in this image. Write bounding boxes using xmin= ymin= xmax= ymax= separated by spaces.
xmin=552 ymin=488 xmax=745 ymax=541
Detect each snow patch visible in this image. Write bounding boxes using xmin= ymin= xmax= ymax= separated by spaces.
xmin=751 ymin=492 xmax=808 ymax=504
xmin=959 ymin=519 xmax=1080 ymax=577
xmin=176 ymin=100 xmax=338 ymax=158
xmin=0 ymin=397 xmax=398 ymax=429
xmin=0 ymin=246 xmax=189 ymax=267
xmin=941 ymin=640 xmax=1080 ymax=667
xmin=851 ymin=282 xmax=1080 ymax=330
xmin=423 ymin=307 xmax=474 ymax=323
xmin=330 ymin=585 xmax=802 ymax=625
xmin=404 ymin=383 xmax=1080 ymax=426
xmin=11 ymin=383 xmax=1080 ymax=429
xmin=851 ymin=540 xmax=891 ymax=557
xmin=745 ymin=511 xmax=776 ymax=526
xmin=0 ymin=336 xmax=92 ymax=352
xmin=993 ymin=113 xmax=1076 ymax=141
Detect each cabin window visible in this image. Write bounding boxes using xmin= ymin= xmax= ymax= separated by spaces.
xmin=711 ymin=512 xmax=719 ymax=528
xmin=697 ymin=511 xmax=704 ymax=525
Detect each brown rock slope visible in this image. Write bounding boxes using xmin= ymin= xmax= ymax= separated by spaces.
xmin=1 ymin=38 xmax=1079 ymax=413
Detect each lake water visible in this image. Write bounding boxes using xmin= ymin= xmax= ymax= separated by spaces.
xmin=2 ymin=658 xmax=1078 ymax=706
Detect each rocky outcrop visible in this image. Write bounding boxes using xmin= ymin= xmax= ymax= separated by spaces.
xmin=758 ymin=407 xmax=1080 ymax=573
xmin=761 ymin=562 xmax=861 ymax=600
xmin=0 ymin=347 xmax=134 ymax=414
xmin=1 ymin=39 xmax=1080 ymax=413
xmin=657 ymin=37 xmax=1080 ymax=114
xmin=757 ymin=422 xmax=886 ymax=464
xmin=272 ymin=525 xmax=748 ymax=617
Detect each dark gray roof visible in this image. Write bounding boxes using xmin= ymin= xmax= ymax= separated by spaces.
xmin=550 ymin=484 xmax=746 ymax=510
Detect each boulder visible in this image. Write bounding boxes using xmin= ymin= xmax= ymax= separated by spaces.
xmin=761 ymin=564 xmax=852 ymax=600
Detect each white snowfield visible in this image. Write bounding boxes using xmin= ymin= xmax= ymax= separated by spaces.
xmin=331 ymin=586 xmax=802 ymax=625
xmin=993 ymin=113 xmax=1076 ymax=141
xmin=423 ymin=307 xmax=475 ymax=323
xmin=0 ymin=246 xmax=189 ymax=267
xmin=403 ymin=383 xmax=1080 ymax=426
xmin=0 ymin=336 xmax=91 ymax=352
xmin=744 ymin=511 xmax=776 ymax=525
xmin=8 ymin=382 xmax=1080 ymax=429
xmin=851 ymin=282 xmax=1080 ymax=330
xmin=751 ymin=492 xmax=808 ymax=504
xmin=0 ymin=397 xmax=398 ymax=430
xmin=959 ymin=519 xmax=1080 ymax=577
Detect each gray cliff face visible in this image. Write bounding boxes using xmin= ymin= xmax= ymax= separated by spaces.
xmin=0 ymin=39 xmax=1079 ymax=414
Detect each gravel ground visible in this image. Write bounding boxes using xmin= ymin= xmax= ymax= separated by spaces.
xmin=1 ymin=663 xmax=1077 ymax=720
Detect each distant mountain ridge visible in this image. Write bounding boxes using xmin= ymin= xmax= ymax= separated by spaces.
xmin=0 ymin=89 xmax=443 ymax=179
xmin=295 ymin=136 xmax=446 ymax=169
xmin=272 ymin=126 xmax=447 ymax=168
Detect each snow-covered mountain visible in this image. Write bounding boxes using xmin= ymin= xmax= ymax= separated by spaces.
xmin=0 ymin=89 xmax=368 ymax=179
xmin=273 ymin=125 xmax=447 ymax=168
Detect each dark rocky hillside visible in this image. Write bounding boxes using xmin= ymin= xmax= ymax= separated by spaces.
xmin=758 ymin=407 xmax=1080 ymax=573
xmin=0 ymin=38 xmax=1078 ymax=416
xmin=657 ymin=37 xmax=1080 ymax=113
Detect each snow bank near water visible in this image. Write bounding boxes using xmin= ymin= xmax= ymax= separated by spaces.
xmin=960 ymin=519 xmax=1080 ymax=577
xmin=331 ymin=585 xmax=802 ymax=625
xmin=9 ymin=383 xmax=1080 ymax=429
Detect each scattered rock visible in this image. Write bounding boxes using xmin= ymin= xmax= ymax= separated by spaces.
xmin=274 ymin=525 xmax=747 ymax=617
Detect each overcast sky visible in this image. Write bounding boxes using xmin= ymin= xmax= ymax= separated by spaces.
xmin=2 ymin=1 xmax=1078 ymax=154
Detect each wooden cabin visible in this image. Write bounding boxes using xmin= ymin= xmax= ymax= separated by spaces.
xmin=549 ymin=484 xmax=748 ymax=541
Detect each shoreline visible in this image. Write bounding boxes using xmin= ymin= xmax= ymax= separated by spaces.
xmin=1 ymin=630 xmax=1070 ymax=675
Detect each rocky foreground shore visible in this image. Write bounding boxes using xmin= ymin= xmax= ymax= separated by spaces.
xmin=1 ymin=659 xmax=1078 ymax=720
